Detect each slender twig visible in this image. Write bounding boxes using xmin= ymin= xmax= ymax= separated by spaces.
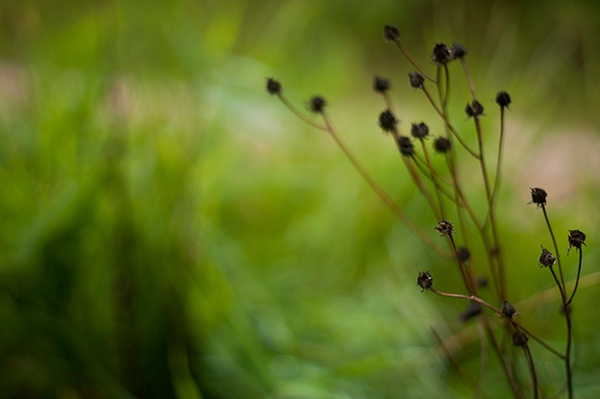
xmin=277 ymin=94 xmax=328 ymax=131
xmin=491 ymin=106 xmax=506 ymax=205
xmin=394 ymin=41 xmax=436 ymax=82
xmin=566 ymin=247 xmax=583 ymax=306
xmin=540 ymin=204 xmax=566 ymax=295
xmin=522 ymin=343 xmax=539 ymax=399
xmin=429 ymin=288 xmax=564 ymax=359
xmin=421 ymin=86 xmax=479 ymax=158
xmin=318 ymin=111 xmax=452 ymax=258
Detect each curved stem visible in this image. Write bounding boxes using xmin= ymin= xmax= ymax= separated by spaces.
xmin=491 ymin=106 xmax=506 ymax=205
xmin=320 ymin=111 xmax=452 ymax=258
xmin=421 ymin=86 xmax=480 ymax=158
xmin=429 ymin=288 xmax=564 ymax=359
xmin=277 ymin=94 xmax=329 ymax=131
xmin=566 ymin=247 xmax=583 ymax=306
xmin=541 ymin=204 xmax=566 ymax=293
xmin=394 ymin=41 xmax=436 ymax=82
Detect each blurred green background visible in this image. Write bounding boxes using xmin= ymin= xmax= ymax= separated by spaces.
xmin=1 ymin=0 xmax=600 ymax=398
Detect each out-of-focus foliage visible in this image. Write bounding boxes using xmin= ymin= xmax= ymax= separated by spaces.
xmin=0 ymin=0 xmax=599 ymax=398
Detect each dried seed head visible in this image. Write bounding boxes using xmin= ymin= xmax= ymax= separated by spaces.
xmin=373 ymin=76 xmax=390 ymax=93
xmin=434 ymin=220 xmax=455 ymax=237
xmin=397 ymin=136 xmax=414 ymax=156
xmin=539 ymin=247 xmax=556 ymax=268
xmin=513 ymin=330 xmax=529 ymax=347
xmin=309 ymin=96 xmax=326 ymax=114
xmin=529 ymin=187 xmax=547 ymax=208
xmin=266 ymin=78 xmax=282 ymax=95
xmin=384 ymin=24 xmax=400 ymax=41
xmin=496 ymin=91 xmax=511 ymax=109
xmin=451 ymin=43 xmax=467 ymax=58
xmin=476 ymin=276 xmax=488 ymax=288
xmin=465 ymin=100 xmax=484 ymax=118
xmin=501 ymin=300 xmax=517 ymax=319
xmin=378 ymin=109 xmax=398 ymax=132
xmin=431 ymin=43 xmax=452 ymax=65
xmin=459 ymin=301 xmax=482 ymax=322
xmin=408 ymin=72 xmax=425 ymax=89
xmin=568 ymin=229 xmax=586 ymax=253
xmin=433 ymin=137 xmax=451 ymax=153
xmin=457 ymin=247 xmax=470 ymax=262
xmin=417 ymin=271 xmax=433 ymax=292
xmin=410 ymin=122 xmax=429 ymax=139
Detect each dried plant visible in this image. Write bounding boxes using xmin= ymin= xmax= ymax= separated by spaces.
xmin=266 ymin=24 xmax=587 ymax=399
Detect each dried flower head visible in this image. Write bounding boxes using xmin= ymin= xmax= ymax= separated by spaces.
xmin=476 ymin=276 xmax=488 ymax=288
xmin=496 ymin=91 xmax=511 ymax=109
xmin=309 ymin=96 xmax=326 ymax=114
xmin=433 ymin=137 xmax=451 ymax=153
xmin=378 ymin=109 xmax=398 ymax=132
xmin=501 ymin=300 xmax=517 ymax=319
xmin=397 ymin=136 xmax=414 ymax=156
xmin=465 ymin=100 xmax=484 ymax=118
xmin=431 ymin=43 xmax=452 ymax=65
xmin=451 ymin=43 xmax=467 ymax=58
xmin=408 ymin=72 xmax=425 ymax=89
xmin=384 ymin=24 xmax=400 ymax=41
xmin=266 ymin=78 xmax=282 ymax=95
xmin=539 ymin=247 xmax=556 ymax=268
xmin=568 ymin=229 xmax=586 ymax=253
xmin=373 ymin=76 xmax=390 ymax=93
xmin=529 ymin=187 xmax=547 ymax=208
xmin=417 ymin=271 xmax=433 ymax=292
xmin=434 ymin=220 xmax=455 ymax=237
xmin=459 ymin=301 xmax=482 ymax=322
xmin=457 ymin=247 xmax=470 ymax=262
xmin=513 ymin=330 xmax=529 ymax=347
xmin=410 ymin=122 xmax=429 ymax=139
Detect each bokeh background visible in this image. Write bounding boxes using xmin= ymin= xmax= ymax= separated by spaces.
xmin=1 ymin=0 xmax=600 ymax=398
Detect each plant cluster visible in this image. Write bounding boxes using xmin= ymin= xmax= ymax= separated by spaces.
xmin=267 ymin=24 xmax=587 ymax=398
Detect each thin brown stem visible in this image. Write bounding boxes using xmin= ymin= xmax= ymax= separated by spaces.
xmin=394 ymin=41 xmax=436 ymax=82
xmin=277 ymin=94 xmax=329 ymax=131
xmin=429 ymin=288 xmax=564 ymax=359
xmin=319 ymin=111 xmax=452 ymax=258
xmin=566 ymin=248 xmax=583 ymax=306
xmin=491 ymin=106 xmax=506 ymax=206
xmin=421 ymin=86 xmax=480 ymax=158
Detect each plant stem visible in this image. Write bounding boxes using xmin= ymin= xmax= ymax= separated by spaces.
xmin=566 ymin=247 xmax=583 ymax=306
xmin=394 ymin=41 xmax=436 ymax=82
xmin=319 ymin=111 xmax=452 ymax=258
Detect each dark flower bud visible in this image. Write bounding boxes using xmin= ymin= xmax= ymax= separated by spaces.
xmin=408 ymin=72 xmax=425 ymax=89
xmin=378 ymin=109 xmax=398 ymax=132
xmin=459 ymin=301 xmax=482 ymax=322
xmin=384 ymin=25 xmax=400 ymax=41
xmin=476 ymin=276 xmax=488 ymax=288
xmin=434 ymin=220 xmax=455 ymax=237
xmin=568 ymin=230 xmax=586 ymax=253
xmin=501 ymin=300 xmax=517 ymax=319
xmin=397 ymin=136 xmax=414 ymax=156
xmin=465 ymin=100 xmax=484 ymax=118
xmin=513 ymin=330 xmax=528 ymax=347
xmin=266 ymin=78 xmax=282 ymax=95
xmin=451 ymin=43 xmax=467 ymax=58
xmin=431 ymin=43 xmax=452 ymax=65
xmin=309 ymin=96 xmax=326 ymax=114
xmin=529 ymin=187 xmax=547 ymax=208
xmin=496 ymin=91 xmax=511 ymax=109
xmin=373 ymin=76 xmax=390 ymax=93
xmin=433 ymin=137 xmax=451 ymax=153
xmin=457 ymin=247 xmax=470 ymax=262
xmin=417 ymin=271 xmax=433 ymax=292
xmin=410 ymin=122 xmax=429 ymax=139
xmin=539 ymin=247 xmax=556 ymax=268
